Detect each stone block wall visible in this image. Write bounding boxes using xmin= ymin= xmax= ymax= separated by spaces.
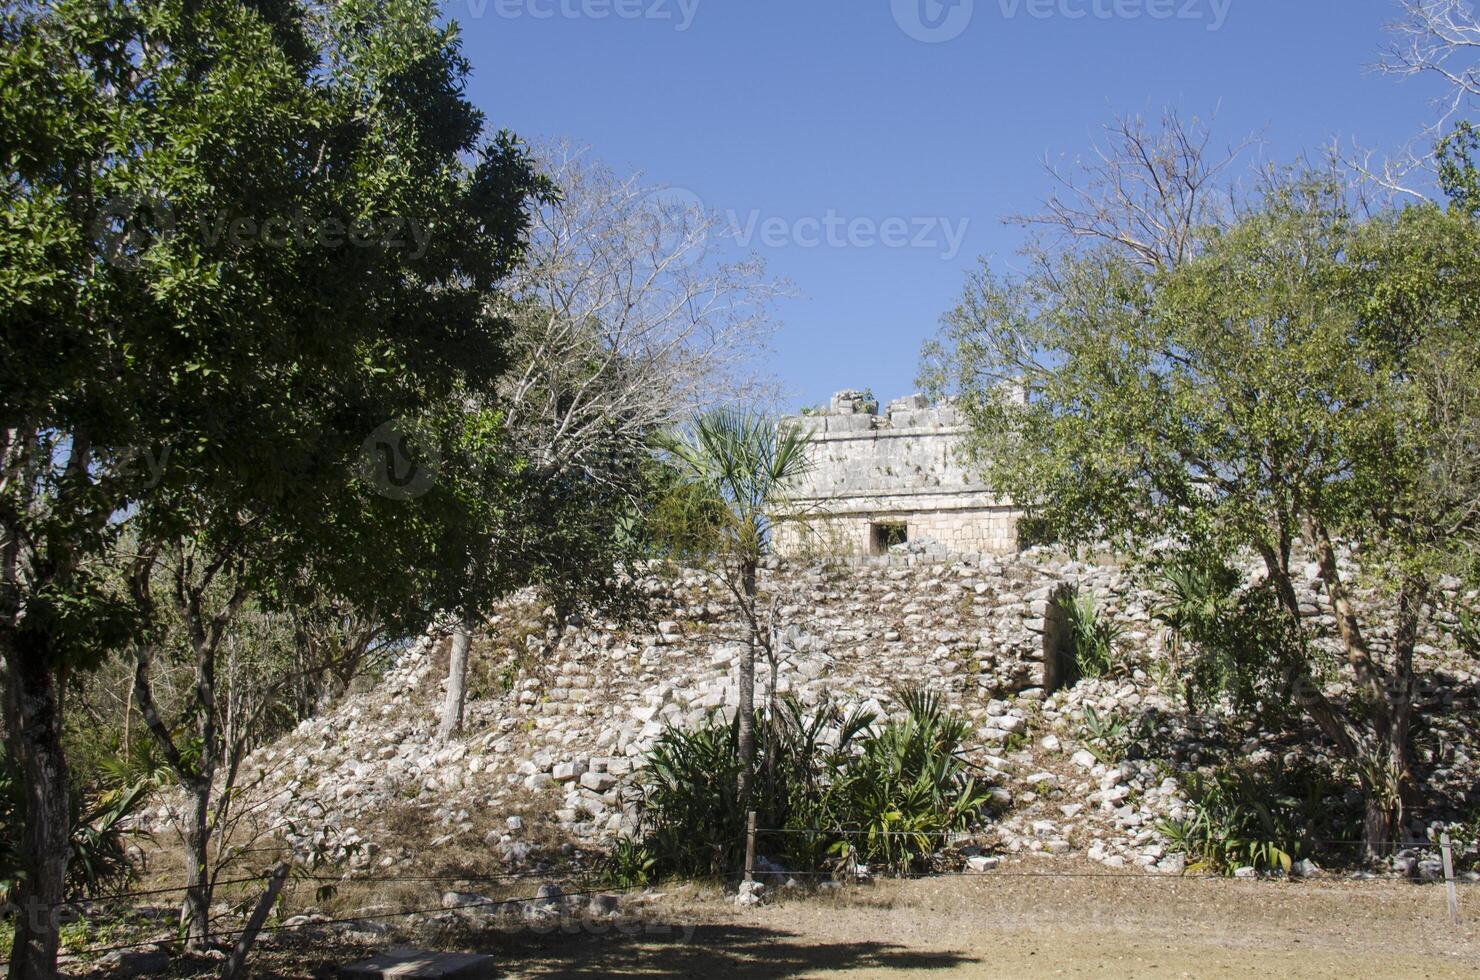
xmin=776 ymin=390 xmax=1020 ymax=557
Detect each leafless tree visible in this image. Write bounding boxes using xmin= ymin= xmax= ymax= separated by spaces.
xmin=435 ymin=142 xmax=784 ymax=740
xmin=1010 ymin=110 xmax=1257 ymax=271
xmin=1381 ymin=0 xmax=1480 ymax=123
xmin=1354 ymin=0 xmax=1480 ymax=199
xmin=496 ymin=141 xmax=781 ymax=470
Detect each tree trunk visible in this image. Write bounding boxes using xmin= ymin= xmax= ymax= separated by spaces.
xmin=3 ymin=649 xmax=69 ymax=980
xmin=179 ymin=779 xmax=213 ymax=949
xmin=1361 ymin=781 xmax=1396 ymax=863
xmin=736 ymin=560 xmax=757 ymax=809
xmin=437 ymin=617 xmax=473 ymax=743
xmin=220 ymin=861 xmax=291 ymax=980
xmin=130 ymin=642 xmax=217 ymax=950
xmin=1359 ymin=575 xmax=1427 ymax=863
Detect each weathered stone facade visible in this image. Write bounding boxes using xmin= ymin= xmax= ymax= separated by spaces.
xmin=775 ymin=390 xmax=1019 ymax=557
xmin=225 ymin=551 xmax=1480 ymax=885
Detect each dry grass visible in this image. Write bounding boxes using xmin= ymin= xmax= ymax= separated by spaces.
xmin=93 ymin=861 xmax=1480 ymax=978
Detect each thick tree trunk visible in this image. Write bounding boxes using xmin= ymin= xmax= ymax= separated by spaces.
xmin=179 ymin=780 xmax=213 ymax=949
xmin=1304 ymin=519 xmax=1430 ymax=863
xmin=130 ymin=642 xmax=218 ymax=950
xmin=437 ymin=617 xmax=473 ymax=742
xmin=1359 ymin=575 xmax=1427 ymax=863
xmin=3 ymin=651 xmax=69 ymax=980
xmin=1361 ymin=778 xmax=1397 ymax=862
xmin=736 ymin=560 xmax=757 ymax=809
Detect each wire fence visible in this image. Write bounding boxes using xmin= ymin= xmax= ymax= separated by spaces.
xmin=48 ymin=820 xmax=1475 ymax=960
xmin=54 ymin=831 xmax=1477 ymax=907
xmin=71 ymin=873 xmax=726 ymax=959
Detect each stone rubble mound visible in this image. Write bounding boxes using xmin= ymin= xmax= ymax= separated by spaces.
xmin=213 ymin=550 xmax=1480 ymax=880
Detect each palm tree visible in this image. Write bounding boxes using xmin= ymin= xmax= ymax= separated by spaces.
xmin=661 ymin=409 xmax=814 ymax=807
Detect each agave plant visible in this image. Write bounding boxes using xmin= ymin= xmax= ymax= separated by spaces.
xmin=1065 ymin=593 xmax=1124 ymax=681
xmin=1448 ymin=607 xmax=1480 ymax=658
xmin=828 ymin=691 xmax=991 ymax=874
xmin=633 ymin=715 xmax=747 ymax=878
xmin=1157 ymin=760 xmax=1359 ymax=876
xmin=1080 ymin=705 xmax=1129 ymax=765
xmin=1150 ymin=557 xmax=1305 ymax=723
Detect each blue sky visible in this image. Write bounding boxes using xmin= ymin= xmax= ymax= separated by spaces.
xmin=449 ymin=0 xmax=1445 ymax=410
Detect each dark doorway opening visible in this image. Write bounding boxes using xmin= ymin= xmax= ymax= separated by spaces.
xmin=871 ymin=522 xmax=908 ymax=555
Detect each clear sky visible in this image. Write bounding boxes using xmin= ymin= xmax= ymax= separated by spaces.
xmin=448 ymin=0 xmax=1445 ymax=410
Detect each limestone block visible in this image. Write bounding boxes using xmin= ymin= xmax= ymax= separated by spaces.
xmin=552 ymin=760 xmax=588 ymax=783
xmin=825 ymin=414 xmax=873 ymax=434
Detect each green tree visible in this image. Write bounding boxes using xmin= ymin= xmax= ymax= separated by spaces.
xmin=1439 ymin=121 xmax=1480 ymax=216
xmin=0 ymin=1 xmax=547 ymax=973
xmin=925 ymin=179 xmax=1480 ymax=860
xmin=661 ymin=410 xmax=813 ymax=808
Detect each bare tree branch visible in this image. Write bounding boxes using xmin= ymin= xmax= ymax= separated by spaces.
xmin=1353 ymin=1 xmax=1480 ymax=201
xmin=1011 ymin=110 xmax=1258 ymax=270
xmin=497 ymin=140 xmax=786 ymax=476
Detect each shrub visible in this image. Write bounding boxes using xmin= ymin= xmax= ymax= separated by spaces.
xmin=0 ymin=759 xmax=149 ymax=905
xmin=624 ymin=713 xmax=747 ymax=880
xmin=826 ymin=691 xmax=991 ymax=874
xmin=1448 ymin=607 xmax=1480 ymax=658
xmin=610 ymin=690 xmax=991 ymax=883
xmin=1158 ymin=759 xmax=1360 ymax=876
xmin=1080 ymin=705 xmax=1130 ymax=765
xmin=1151 ymin=557 xmax=1307 ymax=723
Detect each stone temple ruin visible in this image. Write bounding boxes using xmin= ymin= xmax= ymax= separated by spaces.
xmin=775 ymin=390 xmax=1020 ymax=557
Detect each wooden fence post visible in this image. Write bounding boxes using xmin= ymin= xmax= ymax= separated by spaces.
xmin=744 ymin=811 xmax=757 ymax=883
xmin=1442 ymin=833 xmax=1460 ymax=926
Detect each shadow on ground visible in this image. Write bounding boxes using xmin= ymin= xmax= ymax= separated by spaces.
xmin=293 ymin=921 xmax=976 ymax=979
xmin=489 ymin=922 xmax=975 ymax=978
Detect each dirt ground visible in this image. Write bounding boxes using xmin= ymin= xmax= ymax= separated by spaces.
xmin=219 ymin=863 xmax=1480 ymax=979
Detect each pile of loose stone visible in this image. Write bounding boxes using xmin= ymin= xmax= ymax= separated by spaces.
xmin=202 ymin=549 xmax=1480 ymax=883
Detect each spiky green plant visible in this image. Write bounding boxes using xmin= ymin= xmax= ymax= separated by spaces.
xmin=1067 ymin=593 xmax=1124 ymax=680
xmin=828 ymin=691 xmax=991 ymax=874
xmin=614 ymin=690 xmax=990 ymax=882
xmin=1151 ymin=557 xmax=1306 ymax=723
xmin=1158 ymin=760 xmax=1359 ymax=876
xmin=0 ymin=761 xmax=149 ymax=905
